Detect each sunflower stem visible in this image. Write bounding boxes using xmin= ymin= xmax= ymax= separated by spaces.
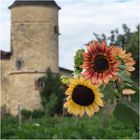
xmin=115 ymin=80 xmax=122 ymax=97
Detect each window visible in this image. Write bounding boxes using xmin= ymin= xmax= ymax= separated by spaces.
xmin=35 ymin=78 xmax=45 ymax=91
xmin=16 ymin=59 xmax=23 ymax=70
xmin=54 ymin=25 xmax=59 ymax=34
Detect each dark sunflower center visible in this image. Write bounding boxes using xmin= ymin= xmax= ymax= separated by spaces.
xmin=72 ymin=85 xmax=95 ymax=106
xmin=93 ymin=55 xmax=109 ymax=73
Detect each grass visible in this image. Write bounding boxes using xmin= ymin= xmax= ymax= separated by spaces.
xmin=1 ymin=114 xmax=138 ymax=139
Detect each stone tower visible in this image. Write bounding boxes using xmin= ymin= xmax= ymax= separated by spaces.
xmin=1 ymin=0 xmax=60 ymax=115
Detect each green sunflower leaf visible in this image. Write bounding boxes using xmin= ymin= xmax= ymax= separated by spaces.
xmin=74 ymin=49 xmax=85 ymax=68
xmin=113 ymin=99 xmax=139 ymax=127
xmin=117 ymin=71 xmax=135 ymax=84
xmin=124 ymin=82 xmax=140 ymax=92
xmin=131 ymin=93 xmax=139 ymax=103
xmin=101 ymin=84 xmax=121 ymax=100
xmin=117 ymin=70 xmax=127 ymax=75
xmin=119 ymin=99 xmax=139 ymax=114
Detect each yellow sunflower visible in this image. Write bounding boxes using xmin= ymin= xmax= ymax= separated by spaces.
xmin=64 ymin=77 xmax=104 ymax=117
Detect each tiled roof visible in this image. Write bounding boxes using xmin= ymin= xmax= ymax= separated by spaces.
xmin=0 ymin=51 xmax=11 ymax=60
xmin=9 ymin=0 xmax=61 ymax=9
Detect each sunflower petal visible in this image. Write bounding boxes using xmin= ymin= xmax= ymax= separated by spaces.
xmin=95 ymin=97 xmax=104 ymax=107
xmin=79 ymin=106 xmax=85 ymax=117
xmin=85 ymin=106 xmax=92 ymax=117
xmin=92 ymin=103 xmax=100 ymax=112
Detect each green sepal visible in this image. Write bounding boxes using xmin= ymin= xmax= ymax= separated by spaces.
xmin=74 ymin=49 xmax=85 ymax=68
xmin=60 ymin=76 xmax=70 ymax=85
xmin=118 ymin=64 xmax=126 ymax=70
xmin=72 ymin=68 xmax=82 ymax=77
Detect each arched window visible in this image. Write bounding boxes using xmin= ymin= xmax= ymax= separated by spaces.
xmin=16 ymin=59 xmax=24 ymax=70
xmin=35 ymin=78 xmax=45 ymax=91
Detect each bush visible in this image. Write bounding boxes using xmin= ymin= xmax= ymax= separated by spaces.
xmin=1 ymin=115 xmax=18 ymax=139
xmin=21 ymin=109 xmax=45 ymax=119
xmin=21 ymin=109 xmax=32 ymax=120
xmin=32 ymin=109 xmax=45 ymax=118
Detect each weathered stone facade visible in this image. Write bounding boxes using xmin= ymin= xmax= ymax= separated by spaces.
xmin=0 ymin=0 xmax=72 ymax=116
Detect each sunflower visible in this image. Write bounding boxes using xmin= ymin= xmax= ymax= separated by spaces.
xmin=64 ymin=77 xmax=104 ymax=117
xmin=112 ymin=47 xmax=135 ymax=72
xmin=81 ymin=40 xmax=119 ymax=85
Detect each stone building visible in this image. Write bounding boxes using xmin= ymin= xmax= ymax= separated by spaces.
xmin=0 ymin=0 xmax=72 ymax=116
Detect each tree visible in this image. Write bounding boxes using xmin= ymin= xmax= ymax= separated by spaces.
xmin=40 ymin=68 xmax=64 ymax=116
xmin=123 ymin=25 xmax=139 ymax=81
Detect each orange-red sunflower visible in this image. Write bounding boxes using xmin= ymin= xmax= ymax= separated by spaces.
xmin=112 ymin=47 xmax=135 ymax=72
xmin=81 ymin=40 xmax=119 ymax=85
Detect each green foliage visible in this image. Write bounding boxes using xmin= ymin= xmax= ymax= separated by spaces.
xmin=131 ymin=93 xmax=139 ymax=103
xmin=21 ymin=109 xmax=45 ymax=119
xmin=101 ymin=70 xmax=139 ymax=128
xmin=73 ymin=67 xmax=82 ymax=77
xmin=32 ymin=110 xmax=45 ymax=119
xmin=115 ymin=24 xmax=131 ymax=48
xmin=60 ymin=75 xmax=69 ymax=85
xmin=101 ymin=84 xmax=118 ymax=101
xmin=117 ymin=70 xmax=135 ymax=84
xmin=112 ymin=78 xmax=139 ymax=128
xmin=73 ymin=49 xmax=85 ymax=77
xmin=1 ymin=115 xmax=137 ymax=139
xmin=123 ymin=25 xmax=139 ymax=82
xmin=40 ymin=68 xmax=63 ymax=116
xmin=113 ymin=67 xmax=139 ymax=129
xmin=74 ymin=49 xmax=85 ymax=68
xmin=1 ymin=116 xmax=18 ymax=139
xmin=45 ymin=94 xmax=58 ymax=116
xmin=21 ymin=109 xmax=32 ymax=119
xmin=93 ymin=33 xmax=106 ymax=42
xmin=113 ymin=99 xmax=139 ymax=127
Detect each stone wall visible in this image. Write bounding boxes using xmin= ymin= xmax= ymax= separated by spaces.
xmin=1 ymin=60 xmax=11 ymax=111
xmin=8 ymin=73 xmax=44 ymax=115
xmin=1 ymin=4 xmax=59 ymax=116
xmin=11 ymin=5 xmax=59 ymax=73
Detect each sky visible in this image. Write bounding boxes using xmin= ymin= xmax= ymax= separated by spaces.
xmin=0 ymin=0 xmax=140 ymax=70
